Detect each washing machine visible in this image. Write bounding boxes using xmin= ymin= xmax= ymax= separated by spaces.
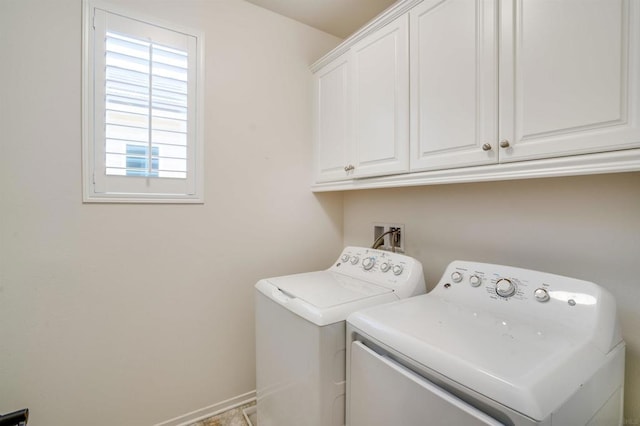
xmin=255 ymin=246 xmax=425 ymax=426
xmin=346 ymin=260 xmax=625 ymax=426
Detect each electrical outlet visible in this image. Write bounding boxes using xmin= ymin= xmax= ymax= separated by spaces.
xmin=372 ymin=223 xmax=405 ymax=253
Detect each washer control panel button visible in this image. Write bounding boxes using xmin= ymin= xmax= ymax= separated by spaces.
xmin=362 ymin=257 xmax=375 ymax=270
xmin=392 ymin=264 xmax=404 ymax=276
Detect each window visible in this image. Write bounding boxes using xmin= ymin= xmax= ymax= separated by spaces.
xmin=83 ymin=0 xmax=204 ymax=202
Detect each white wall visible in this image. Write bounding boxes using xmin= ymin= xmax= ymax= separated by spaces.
xmin=0 ymin=1 xmax=343 ymax=425
xmin=4 ymin=0 xmax=637 ymax=424
xmin=343 ymin=172 xmax=640 ymax=421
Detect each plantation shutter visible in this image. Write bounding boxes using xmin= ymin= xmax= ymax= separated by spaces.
xmin=104 ymin=31 xmax=188 ymax=178
xmin=87 ymin=6 xmax=202 ymax=200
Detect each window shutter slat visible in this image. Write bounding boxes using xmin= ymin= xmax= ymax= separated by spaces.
xmin=104 ymin=30 xmax=189 ymax=179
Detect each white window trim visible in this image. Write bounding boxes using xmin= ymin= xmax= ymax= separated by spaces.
xmin=82 ymin=0 xmax=205 ymax=203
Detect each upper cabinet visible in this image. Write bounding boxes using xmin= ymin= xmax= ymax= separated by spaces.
xmin=313 ymin=15 xmax=409 ymax=183
xmin=499 ymin=0 xmax=640 ymax=162
xmin=351 ymin=15 xmax=409 ymax=179
xmin=311 ymin=0 xmax=640 ymax=190
xmin=410 ymin=0 xmax=498 ymax=172
xmin=314 ymin=52 xmax=351 ymax=183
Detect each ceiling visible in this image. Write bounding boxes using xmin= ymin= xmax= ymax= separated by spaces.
xmin=244 ymin=0 xmax=398 ymax=39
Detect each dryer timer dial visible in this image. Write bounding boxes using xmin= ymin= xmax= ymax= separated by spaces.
xmin=496 ymin=278 xmax=516 ymax=298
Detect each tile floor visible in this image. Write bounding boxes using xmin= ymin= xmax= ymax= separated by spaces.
xmin=189 ymin=402 xmax=255 ymax=426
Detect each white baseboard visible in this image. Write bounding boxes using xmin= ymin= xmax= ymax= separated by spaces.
xmin=154 ymin=390 xmax=256 ymax=426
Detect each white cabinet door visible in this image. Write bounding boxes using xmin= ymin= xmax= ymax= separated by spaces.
xmin=313 ymin=53 xmax=351 ymax=182
xmin=410 ymin=0 xmax=499 ymax=172
xmin=351 ymin=14 xmax=409 ymax=178
xmin=499 ymin=0 xmax=640 ymax=162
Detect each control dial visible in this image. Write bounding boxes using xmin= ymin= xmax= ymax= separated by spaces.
xmin=469 ymin=274 xmax=482 ymax=287
xmin=451 ymin=272 xmax=463 ymax=283
xmin=350 ymin=256 xmax=360 ymax=265
xmin=341 ymin=254 xmax=350 ymax=263
xmin=534 ymin=288 xmax=550 ymax=302
xmin=392 ymin=264 xmax=404 ymax=276
xmin=495 ymin=278 xmax=516 ymax=298
xmin=380 ymin=262 xmax=392 ymax=273
xmin=362 ymin=257 xmax=375 ymax=271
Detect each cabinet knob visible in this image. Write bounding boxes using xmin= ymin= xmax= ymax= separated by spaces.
xmin=482 ymin=143 xmax=492 ymax=151
xmin=499 ymin=139 xmax=511 ymax=148
xmin=344 ymin=164 xmax=355 ymax=172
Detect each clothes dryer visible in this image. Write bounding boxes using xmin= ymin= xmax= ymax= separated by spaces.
xmin=347 ymin=261 xmax=625 ymax=425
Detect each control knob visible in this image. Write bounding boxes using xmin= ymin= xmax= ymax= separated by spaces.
xmin=350 ymin=256 xmax=360 ymax=265
xmin=341 ymin=254 xmax=350 ymax=263
xmin=451 ymin=272 xmax=463 ymax=283
xmin=380 ymin=262 xmax=391 ymax=272
xmin=363 ymin=257 xmax=375 ymax=271
xmin=495 ymin=278 xmax=516 ymax=298
xmin=392 ymin=264 xmax=404 ymax=276
xmin=469 ymin=274 xmax=482 ymax=287
xmin=534 ymin=288 xmax=550 ymax=302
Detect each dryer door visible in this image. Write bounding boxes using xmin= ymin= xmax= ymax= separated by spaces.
xmin=349 ymin=341 xmax=504 ymax=426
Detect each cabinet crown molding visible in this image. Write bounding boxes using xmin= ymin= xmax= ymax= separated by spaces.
xmin=310 ymin=0 xmax=423 ymax=73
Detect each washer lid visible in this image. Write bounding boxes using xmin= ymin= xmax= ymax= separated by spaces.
xmin=347 ymin=293 xmax=618 ymax=421
xmin=256 ymin=271 xmax=396 ymax=326
xmin=273 ymin=271 xmax=392 ymax=307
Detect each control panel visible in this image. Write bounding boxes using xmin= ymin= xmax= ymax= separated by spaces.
xmin=437 ymin=262 xmax=571 ymax=305
xmin=432 ymin=260 xmax=616 ymax=313
xmin=431 ymin=260 xmax=621 ymax=354
xmin=329 ymin=246 xmax=426 ymax=299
